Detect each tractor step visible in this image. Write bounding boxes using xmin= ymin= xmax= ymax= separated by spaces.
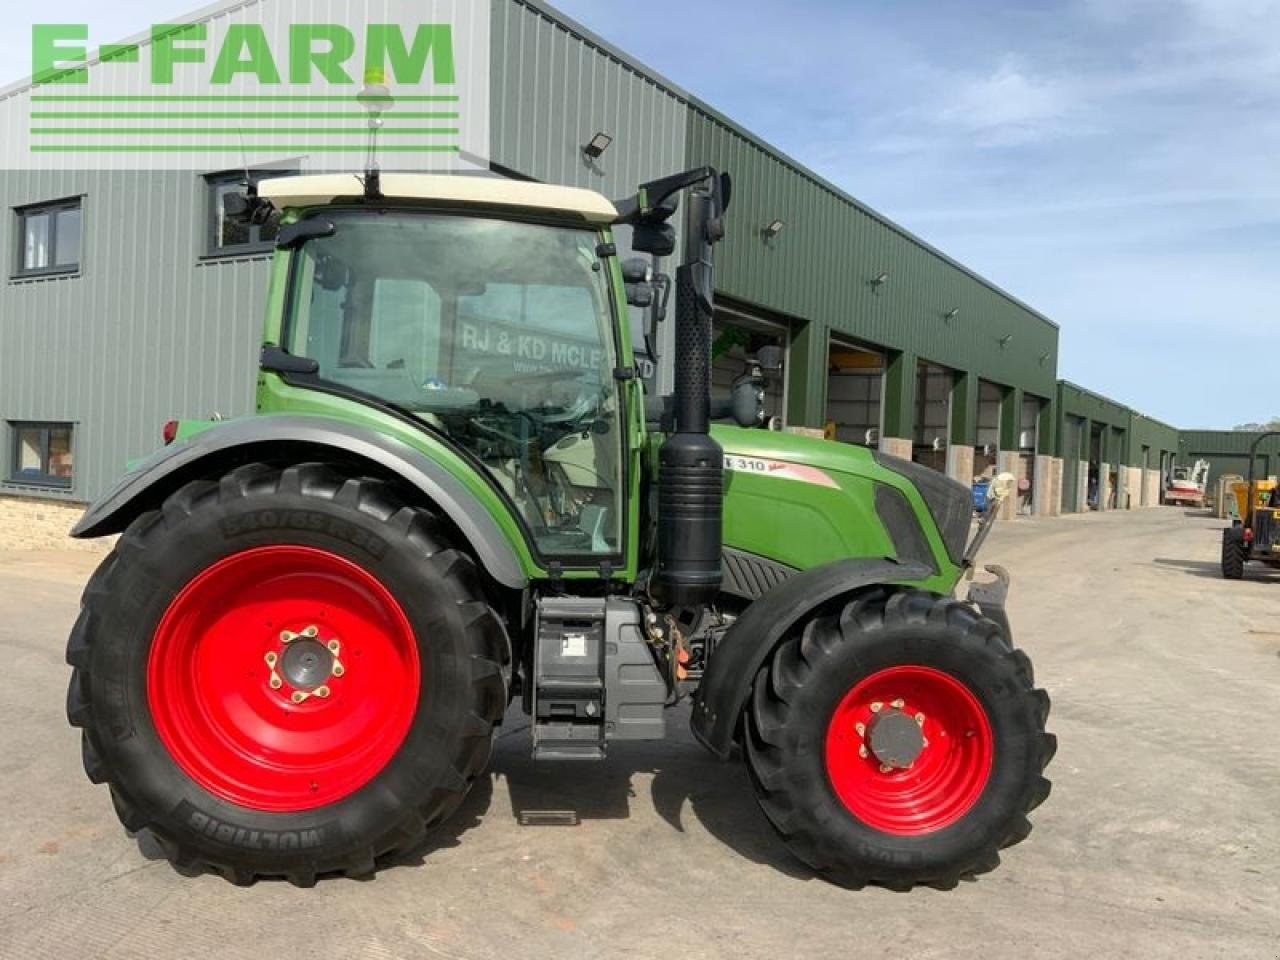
xmin=531 ymin=598 xmax=609 ymax=761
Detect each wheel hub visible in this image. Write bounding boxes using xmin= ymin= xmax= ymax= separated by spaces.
xmin=280 ymin=638 xmax=334 ymax=689
xmin=866 ymin=707 xmax=926 ymax=769
xmin=263 ymin=625 xmax=347 ymax=703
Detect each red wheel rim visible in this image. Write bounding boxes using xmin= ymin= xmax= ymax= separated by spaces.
xmin=825 ymin=665 xmax=993 ymax=835
xmin=147 ymin=545 xmax=420 ymax=812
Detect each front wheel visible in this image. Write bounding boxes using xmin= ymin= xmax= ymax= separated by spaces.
xmin=744 ymin=589 xmax=1054 ymax=889
xmin=1221 ymin=532 xmax=1245 ymax=580
xmin=66 ymin=463 xmax=509 ymax=885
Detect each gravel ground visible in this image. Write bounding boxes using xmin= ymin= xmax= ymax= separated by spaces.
xmin=0 ymin=507 xmax=1275 ymax=960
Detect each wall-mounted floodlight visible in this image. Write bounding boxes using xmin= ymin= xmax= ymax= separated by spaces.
xmin=582 ymin=132 xmax=613 ymax=160
xmin=871 ymin=271 xmax=889 ymax=287
xmin=762 ymin=218 xmax=785 ymax=239
xmin=999 ymin=334 xmax=1014 ymax=348
xmin=944 ymin=308 xmax=960 ymax=322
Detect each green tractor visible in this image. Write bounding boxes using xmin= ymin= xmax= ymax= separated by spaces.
xmin=65 ymin=166 xmax=1053 ymax=889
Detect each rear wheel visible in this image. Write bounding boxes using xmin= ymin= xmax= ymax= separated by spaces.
xmin=66 ymin=463 xmax=509 ymax=885
xmin=1221 ymin=532 xmax=1245 ymax=580
xmin=744 ymin=589 xmax=1053 ymax=889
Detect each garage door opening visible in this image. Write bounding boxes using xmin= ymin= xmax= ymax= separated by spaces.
xmin=1018 ymin=395 xmax=1045 ymax=516
xmin=825 ymin=337 xmax=884 ymax=447
xmin=712 ymin=301 xmax=789 ymax=424
xmin=914 ymin=362 xmax=953 ymax=472
xmin=975 ymin=380 xmax=1004 ymax=480
xmin=1088 ymin=423 xmax=1104 ymax=510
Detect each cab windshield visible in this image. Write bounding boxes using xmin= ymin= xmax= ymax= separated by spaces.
xmin=286 ymin=210 xmax=623 ymax=558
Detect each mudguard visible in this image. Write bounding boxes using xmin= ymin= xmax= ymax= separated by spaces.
xmin=71 ymin=414 xmax=528 ymax=589
xmin=690 ymin=556 xmax=934 ymax=758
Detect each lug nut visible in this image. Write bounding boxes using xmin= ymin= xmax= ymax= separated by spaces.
xmin=269 ymin=676 xmax=282 ymax=690
xmin=264 ymin=652 xmax=277 ymax=666
xmin=314 ymin=685 xmax=331 ymax=699
xmin=870 ymin=702 xmax=883 ymax=713
xmin=291 ymin=691 xmax=306 ymax=704
xmin=332 ymin=663 xmax=345 ymax=677
xmin=854 ymin=722 xmax=866 ymax=737
xmin=327 ymin=639 xmax=340 ymax=653
xmin=858 ymin=745 xmax=869 ymax=759
xmin=302 ymin=625 xmax=318 ymax=638
xmin=891 ymin=698 xmax=905 ymax=709
xmin=879 ymin=763 xmax=893 ymax=774
xmin=915 ymin=712 xmax=925 ymax=725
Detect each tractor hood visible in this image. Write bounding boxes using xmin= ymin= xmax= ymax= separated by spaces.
xmin=712 ymin=425 xmax=971 ymax=592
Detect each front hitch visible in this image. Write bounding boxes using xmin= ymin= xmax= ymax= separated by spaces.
xmin=962 ymin=472 xmax=1016 ymax=641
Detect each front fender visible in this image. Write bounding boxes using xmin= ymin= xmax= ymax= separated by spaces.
xmin=690 ymin=556 xmax=934 ymax=758
xmin=72 ymin=415 xmax=528 ymax=590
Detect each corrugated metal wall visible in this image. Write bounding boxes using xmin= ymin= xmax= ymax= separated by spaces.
xmin=1180 ymin=429 xmax=1280 ymax=487
xmin=491 ymin=1 xmax=688 ymax=197
xmin=0 ymin=170 xmax=269 ymax=502
xmin=684 ymin=109 xmax=1061 ymax=425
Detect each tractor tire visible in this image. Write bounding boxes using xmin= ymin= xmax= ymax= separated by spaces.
xmin=66 ymin=462 xmax=509 ymax=886
xmin=743 ymin=588 xmax=1054 ymax=890
xmin=1221 ymin=533 xmax=1245 ymax=580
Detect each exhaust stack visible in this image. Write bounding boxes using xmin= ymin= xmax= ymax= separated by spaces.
xmin=656 ymin=177 xmax=729 ymax=605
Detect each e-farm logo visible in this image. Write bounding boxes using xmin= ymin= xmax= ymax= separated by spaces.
xmin=4 ymin=0 xmax=490 ymax=171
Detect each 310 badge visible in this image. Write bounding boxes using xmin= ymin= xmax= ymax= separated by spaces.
xmin=722 ymin=455 xmax=839 ymax=489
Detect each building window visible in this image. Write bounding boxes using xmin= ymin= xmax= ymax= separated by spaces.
xmin=8 ymin=422 xmax=74 ymax=489
xmin=205 ymin=170 xmax=295 ymax=256
xmin=15 ymin=199 xmax=81 ymax=278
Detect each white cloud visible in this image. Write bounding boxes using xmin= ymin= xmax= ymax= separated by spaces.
xmin=935 ymin=55 xmax=1082 ymax=145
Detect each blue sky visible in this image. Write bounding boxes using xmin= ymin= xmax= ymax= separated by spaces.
xmin=5 ymin=0 xmax=1276 ymax=427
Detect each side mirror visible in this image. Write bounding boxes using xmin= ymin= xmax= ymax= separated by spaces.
xmin=729 ymin=378 xmax=766 ymax=427
xmin=632 ymin=222 xmax=676 ymax=257
xmin=755 ymin=344 xmax=784 ymax=373
xmin=223 ymin=188 xmax=275 ymax=227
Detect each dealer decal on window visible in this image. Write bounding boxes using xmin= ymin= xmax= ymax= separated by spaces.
xmin=723 ymin=455 xmax=839 ymax=489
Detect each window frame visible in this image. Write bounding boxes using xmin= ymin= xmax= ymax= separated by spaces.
xmin=13 ymin=197 xmax=82 ymax=279
xmin=204 ymin=169 xmax=297 ymax=258
xmin=7 ymin=421 xmax=75 ymax=490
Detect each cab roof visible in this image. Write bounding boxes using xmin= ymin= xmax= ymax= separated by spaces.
xmin=258 ymin=173 xmax=618 ymax=225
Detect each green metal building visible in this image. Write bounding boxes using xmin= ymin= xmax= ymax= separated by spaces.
xmin=0 ymin=0 xmax=1184 ymax=522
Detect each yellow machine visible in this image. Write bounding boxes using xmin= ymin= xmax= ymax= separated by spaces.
xmin=1222 ymin=431 xmax=1280 ymax=579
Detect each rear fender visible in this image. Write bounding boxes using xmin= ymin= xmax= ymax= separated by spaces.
xmin=71 ymin=415 xmax=528 ymax=589
xmin=690 ymin=556 xmax=934 ymax=758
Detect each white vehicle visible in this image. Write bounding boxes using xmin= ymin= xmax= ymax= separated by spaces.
xmin=1165 ymin=459 xmax=1210 ymax=506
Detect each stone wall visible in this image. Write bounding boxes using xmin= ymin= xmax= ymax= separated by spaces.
xmin=0 ymin=497 xmax=109 ymax=552
xmin=879 ymin=436 xmax=913 ymax=461
xmin=946 ymin=444 xmax=975 ymax=487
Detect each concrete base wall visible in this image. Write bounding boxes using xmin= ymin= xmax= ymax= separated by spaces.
xmin=946 ymin=444 xmax=975 ymax=486
xmin=1078 ymin=461 xmax=1089 ymax=512
xmin=997 ymin=451 xmax=1021 ymax=520
xmin=1145 ymin=469 xmax=1162 ymax=507
xmin=1032 ymin=455 xmax=1056 ymax=516
xmin=1125 ymin=467 xmax=1144 ymax=509
xmin=1051 ymin=458 xmax=1064 ymax=515
xmin=0 ymin=497 xmax=109 ymax=553
xmin=880 ymin=435 xmax=913 ymax=461
xmin=1100 ymin=462 xmax=1111 ymax=512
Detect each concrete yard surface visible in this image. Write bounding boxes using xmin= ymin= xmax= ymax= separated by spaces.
xmin=0 ymin=509 xmax=1275 ymax=959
